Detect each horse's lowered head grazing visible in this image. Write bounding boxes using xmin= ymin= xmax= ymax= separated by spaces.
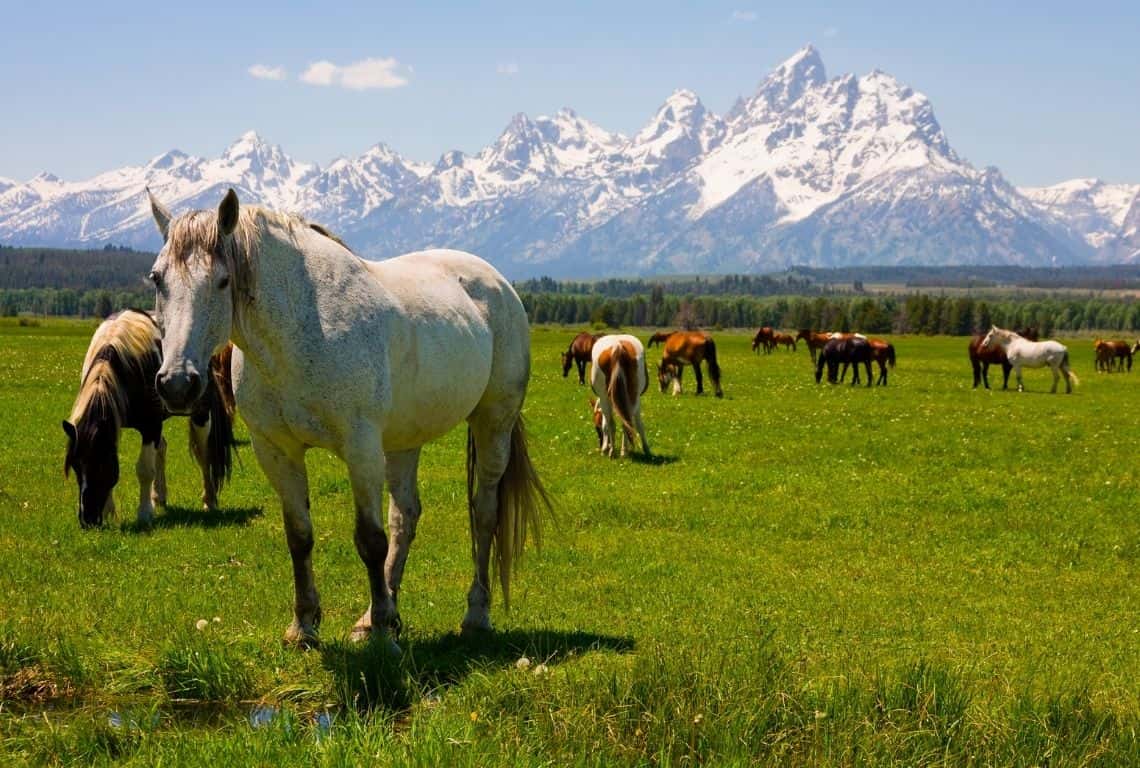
xmin=62 ymin=409 xmax=120 ymax=528
xmin=148 ymin=188 xmax=250 ymax=413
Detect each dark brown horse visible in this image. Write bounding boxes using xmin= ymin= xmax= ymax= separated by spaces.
xmin=63 ymin=309 xmax=236 ymax=528
xmin=868 ymin=339 xmax=896 ymax=385
xmin=1094 ymin=339 xmax=1132 ymax=372
xmin=751 ymin=326 xmax=775 ymax=354
xmin=968 ymin=327 xmax=1037 ymax=389
xmin=796 ymin=329 xmax=831 ymax=363
xmin=815 ymin=337 xmax=872 ymax=386
xmin=651 ymin=330 xmax=723 ymax=397
xmin=561 ymin=331 xmax=602 ymax=384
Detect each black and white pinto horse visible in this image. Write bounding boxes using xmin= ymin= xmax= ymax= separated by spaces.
xmin=63 ymin=309 xmax=235 ymax=528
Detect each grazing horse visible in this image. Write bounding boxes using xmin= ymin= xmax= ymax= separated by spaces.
xmin=589 ymin=334 xmax=650 ymax=458
xmin=1094 ymin=339 xmax=1132 ymax=372
xmin=63 ymin=309 xmax=235 ymax=528
xmin=771 ymin=332 xmax=797 ymax=352
xmin=751 ymin=326 xmax=775 ymax=354
xmin=979 ymin=326 xmax=1077 ymax=393
xmin=815 ymin=336 xmax=872 ymax=386
xmin=561 ymin=331 xmax=601 ymax=385
xmin=868 ymin=339 xmax=896 ymax=385
xmin=651 ymin=330 xmax=723 ymax=397
xmin=796 ymin=329 xmax=831 ymax=363
xmin=146 ymin=188 xmax=551 ymax=652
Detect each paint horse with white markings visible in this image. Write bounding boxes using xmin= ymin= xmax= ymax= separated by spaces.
xmin=146 ymin=188 xmax=551 ymax=652
xmin=590 ymin=334 xmax=650 ymax=458
xmin=63 ymin=309 xmax=234 ymax=528
xmin=979 ymin=326 xmax=1078 ymax=394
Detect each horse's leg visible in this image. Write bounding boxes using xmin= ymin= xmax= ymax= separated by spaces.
xmin=1050 ymin=362 xmax=1060 ymax=393
xmin=1001 ymin=362 xmax=1011 ymax=390
xmin=693 ymin=360 xmax=705 ymax=395
xmin=345 ymin=427 xmax=400 ymax=653
xmin=189 ymin=411 xmax=217 ymax=511
xmin=1015 ymin=364 xmax=1024 ymax=392
xmin=972 ymin=358 xmax=982 ymax=388
xmin=577 ymin=358 xmax=586 ymax=385
xmin=600 ymin=398 xmax=616 ymax=457
xmin=135 ymin=440 xmax=157 ymax=526
xmin=372 ymin=448 xmax=422 ymax=644
xmin=463 ymin=410 xmax=516 ymax=633
xmin=250 ymin=432 xmax=320 ymax=648
xmin=864 ymin=360 xmax=872 ymax=387
xmin=634 ymin=401 xmax=651 ymax=457
xmin=152 ymin=433 xmax=168 ymax=507
xmin=672 ymin=365 xmax=683 ymax=396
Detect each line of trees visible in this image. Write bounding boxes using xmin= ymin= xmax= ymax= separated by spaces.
xmin=519 ymin=291 xmax=1140 ymax=336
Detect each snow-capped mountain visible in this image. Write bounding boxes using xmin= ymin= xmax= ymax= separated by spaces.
xmin=1 ymin=46 xmax=1135 ymax=276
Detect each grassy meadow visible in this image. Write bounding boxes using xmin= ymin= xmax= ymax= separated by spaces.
xmin=1 ymin=317 xmax=1139 ymax=765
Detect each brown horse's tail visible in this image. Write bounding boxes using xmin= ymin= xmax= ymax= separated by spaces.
xmin=467 ymin=416 xmax=553 ymax=611
xmin=607 ymin=344 xmax=639 ymax=446
xmin=206 ymin=345 xmax=237 ymax=491
xmin=705 ymin=338 xmax=723 ymax=396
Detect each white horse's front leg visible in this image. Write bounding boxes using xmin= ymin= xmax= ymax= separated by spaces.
xmin=380 ymin=448 xmax=422 ymax=643
xmin=135 ymin=442 xmax=157 ymax=526
xmin=190 ymin=414 xmax=217 ymax=511
xmin=1015 ymin=364 xmax=1024 ymax=392
xmin=251 ymin=433 xmax=319 ymax=648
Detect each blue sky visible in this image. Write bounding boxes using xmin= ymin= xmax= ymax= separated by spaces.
xmin=3 ymin=1 xmax=1137 ymax=186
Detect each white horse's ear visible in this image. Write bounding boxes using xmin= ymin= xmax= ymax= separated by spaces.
xmin=218 ymin=188 xmax=240 ymax=237
xmin=147 ymin=187 xmax=172 ymax=240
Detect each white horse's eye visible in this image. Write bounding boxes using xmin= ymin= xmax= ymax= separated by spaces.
xmin=217 ymin=276 xmax=230 ymax=291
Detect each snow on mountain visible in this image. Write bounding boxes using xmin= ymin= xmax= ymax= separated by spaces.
xmin=0 ymin=46 xmax=1132 ymax=275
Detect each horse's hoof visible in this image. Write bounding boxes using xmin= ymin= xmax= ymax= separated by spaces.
xmin=284 ymin=622 xmax=320 ymax=650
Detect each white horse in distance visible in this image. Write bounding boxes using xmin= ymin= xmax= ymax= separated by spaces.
xmin=979 ymin=326 xmax=1078 ymax=393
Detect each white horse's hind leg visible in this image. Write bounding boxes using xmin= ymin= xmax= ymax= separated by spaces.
xmin=1050 ymin=363 xmax=1060 ymax=393
xmin=463 ymin=409 xmax=516 ymax=633
xmin=152 ymin=434 xmax=168 ymax=507
xmin=135 ymin=442 xmax=157 ymax=526
xmin=380 ymin=448 xmax=422 ymax=641
xmin=635 ymin=404 xmax=650 ymax=456
xmin=251 ymin=433 xmax=320 ymax=648
xmin=190 ymin=414 xmax=217 ymax=511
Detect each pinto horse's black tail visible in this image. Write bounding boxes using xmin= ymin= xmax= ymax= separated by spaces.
xmin=705 ymin=338 xmax=723 ymax=397
xmin=206 ymin=346 xmax=237 ymax=491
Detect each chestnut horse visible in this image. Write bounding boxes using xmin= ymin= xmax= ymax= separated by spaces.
xmin=650 ymin=330 xmax=723 ymax=397
xmin=562 ymin=331 xmax=602 ymax=384
xmin=868 ymin=339 xmax=896 ymax=385
xmin=772 ymin=332 xmax=797 ymax=352
xmin=590 ymin=334 xmax=650 ymax=457
xmin=796 ymin=329 xmax=831 ymax=363
xmin=969 ymin=326 xmax=1038 ymax=389
xmin=751 ymin=326 xmax=775 ymax=354
xmin=1094 ymin=339 xmax=1132 ymax=372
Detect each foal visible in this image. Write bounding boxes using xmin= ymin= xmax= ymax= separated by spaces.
xmin=590 ymin=335 xmax=650 ymax=457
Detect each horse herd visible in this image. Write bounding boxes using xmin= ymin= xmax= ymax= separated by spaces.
xmin=53 ymin=189 xmax=1136 ymax=654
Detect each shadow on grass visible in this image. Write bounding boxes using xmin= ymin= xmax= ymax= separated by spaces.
xmin=630 ymin=452 xmax=679 ymax=466
xmin=120 ymin=505 xmax=263 ymax=533
xmin=320 ymin=628 xmax=635 ymax=713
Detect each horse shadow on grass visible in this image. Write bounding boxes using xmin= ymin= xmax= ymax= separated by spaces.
xmin=120 ymin=504 xmax=264 ymax=533
xmin=320 ymin=628 xmax=635 ymax=713
xmin=630 ymin=452 xmax=679 ymax=466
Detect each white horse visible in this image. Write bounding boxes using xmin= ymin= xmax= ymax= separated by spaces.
xmin=147 ymin=188 xmax=550 ymax=652
xmin=979 ymin=325 xmax=1078 ymax=393
xmin=589 ymin=334 xmax=650 ymax=458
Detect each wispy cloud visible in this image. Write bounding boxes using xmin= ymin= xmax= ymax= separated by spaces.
xmin=731 ymin=10 xmax=758 ymax=22
xmin=823 ymin=26 xmax=839 ymax=39
xmin=497 ymin=61 xmax=520 ymax=76
xmin=299 ymin=57 xmax=410 ymax=90
xmin=248 ymin=64 xmax=287 ymax=81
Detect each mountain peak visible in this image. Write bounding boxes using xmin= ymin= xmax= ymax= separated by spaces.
xmin=757 ymin=44 xmax=827 ymax=109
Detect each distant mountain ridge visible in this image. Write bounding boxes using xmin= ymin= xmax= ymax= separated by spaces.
xmin=1 ymin=46 xmax=1137 ymax=277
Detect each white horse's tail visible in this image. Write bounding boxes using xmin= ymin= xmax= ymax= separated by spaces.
xmin=1064 ymin=350 xmax=1080 ymax=386
xmin=468 ymin=415 xmax=554 ymax=610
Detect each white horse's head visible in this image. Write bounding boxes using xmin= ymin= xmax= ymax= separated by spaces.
xmin=148 ymin=188 xmax=243 ymax=412
xmin=979 ymin=325 xmax=1006 ymax=352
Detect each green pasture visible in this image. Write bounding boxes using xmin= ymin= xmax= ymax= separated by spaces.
xmin=1 ymin=317 xmax=1138 ymax=765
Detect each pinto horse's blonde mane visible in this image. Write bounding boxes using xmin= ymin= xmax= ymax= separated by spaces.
xmin=165 ymin=205 xmax=352 ymax=303
xmin=69 ymin=310 xmax=158 ymax=430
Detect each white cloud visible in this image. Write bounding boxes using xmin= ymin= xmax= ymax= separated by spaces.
xmin=731 ymin=10 xmax=757 ymax=22
xmin=497 ymin=61 xmax=520 ymax=76
xmin=248 ymin=64 xmax=287 ymax=81
xmin=300 ymin=57 xmax=409 ymax=90
xmin=823 ymin=26 xmax=839 ymax=38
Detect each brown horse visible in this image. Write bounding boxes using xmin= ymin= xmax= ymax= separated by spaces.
xmin=751 ymin=326 xmax=775 ymax=354
xmin=651 ymin=330 xmax=723 ymax=397
xmin=868 ymin=339 xmax=896 ymax=385
xmin=1094 ymin=339 xmax=1132 ymax=372
xmin=561 ymin=331 xmax=602 ymax=384
xmin=772 ymin=332 xmax=797 ymax=352
xmin=795 ymin=329 xmax=831 ymax=363
xmin=969 ymin=327 xmax=1038 ymax=389
xmin=590 ymin=334 xmax=650 ymax=457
